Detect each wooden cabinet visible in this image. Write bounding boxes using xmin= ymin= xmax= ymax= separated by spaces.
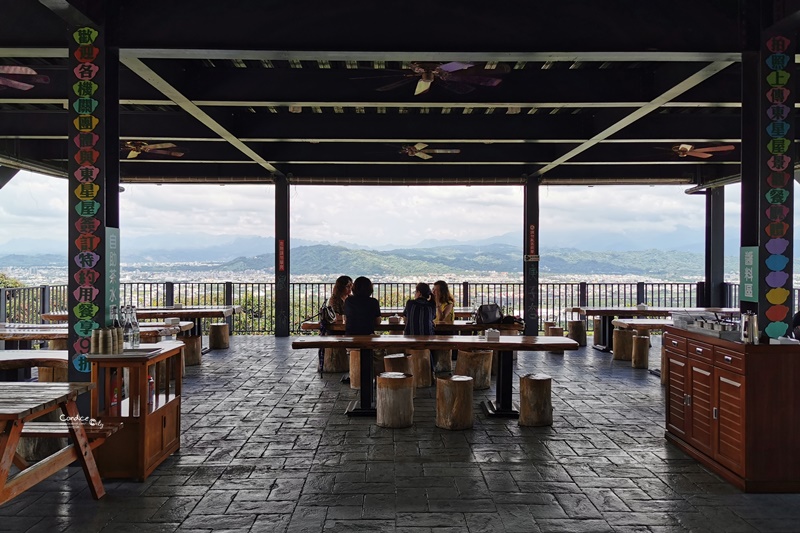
xmin=87 ymin=341 xmax=183 ymax=481
xmin=664 ymin=327 xmax=800 ymax=492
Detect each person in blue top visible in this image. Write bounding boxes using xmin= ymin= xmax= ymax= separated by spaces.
xmin=403 ymin=282 xmax=436 ymax=335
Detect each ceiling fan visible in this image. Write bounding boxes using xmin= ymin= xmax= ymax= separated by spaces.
xmin=0 ymin=65 xmax=50 ymax=91
xmin=400 ymin=143 xmax=461 ymax=160
xmin=358 ymin=62 xmax=509 ymax=96
xmin=121 ymin=141 xmax=185 ymax=159
xmin=671 ymin=143 xmax=735 ymax=159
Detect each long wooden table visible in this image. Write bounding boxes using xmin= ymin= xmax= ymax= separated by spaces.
xmin=572 ymin=306 xmax=739 ymax=352
xmin=381 ymin=307 xmax=474 ymax=319
xmin=300 ymin=319 xmax=523 ymax=334
xmin=0 ymin=350 xmax=67 ymax=371
xmin=0 ymin=382 xmax=105 ymax=504
xmin=611 ymin=318 xmax=674 ymax=335
xmin=292 ymin=334 xmax=577 ymax=419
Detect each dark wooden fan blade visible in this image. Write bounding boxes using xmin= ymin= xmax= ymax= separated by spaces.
xmin=446 ymin=74 xmax=503 ymax=87
xmin=0 ymin=77 xmax=33 ymax=90
xmin=439 ymin=61 xmax=473 ymax=72
xmin=693 ymin=145 xmax=735 ymax=153
xmin=376 ymin=77 xmax=416 ymax=92
xmin=437 ymin=80 xmax=475 ymax=95
xmin=0 ymin=66 xmax=37 ymax=75
xmin=147 ymin=150 xmax=184 ymax=157
xmin=686 ymin=151 xmax=713 ymax=159
xmin=415 ymin=151 xmax=433 ymax=160
xmin=144 ymin=143 xmax=177 ymax=150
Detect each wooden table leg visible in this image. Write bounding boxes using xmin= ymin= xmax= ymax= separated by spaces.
xmin=482 ymin=349 xmax=520 ymax=418
xmin=0 ymin=420 xmax=23 ymax=490
xmin=345 ymin=348 xmax=376 ymax=417
xmin=61 ymin=400 xmax=105 ymax=499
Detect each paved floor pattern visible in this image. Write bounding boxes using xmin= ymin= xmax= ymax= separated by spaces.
xmin=2 ymin=335 xmax=800 ymax=532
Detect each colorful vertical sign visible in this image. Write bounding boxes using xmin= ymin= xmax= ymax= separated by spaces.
xmin=740 ymin=246 xmax=758 ymax=303
xmin=105 ymin=227 xmax=119 ymax=322
xmin=760 ymin=33 xmax=795 ymax=338
xmin=68 ymin=26 xmax=105 ymax=375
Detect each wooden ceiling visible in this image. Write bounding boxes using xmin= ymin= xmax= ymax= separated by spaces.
xmin=0 ymin=0 xmax=772 ymax=188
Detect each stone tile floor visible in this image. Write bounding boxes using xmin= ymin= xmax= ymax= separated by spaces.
xmin=3 ymin=335 xmax=800 ymax=532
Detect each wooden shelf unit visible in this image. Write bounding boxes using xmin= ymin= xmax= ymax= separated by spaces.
xmin=664 ymin=326 xmax=800 ymax=492
xmin=87 ymin=341 xmax=183 ymax=481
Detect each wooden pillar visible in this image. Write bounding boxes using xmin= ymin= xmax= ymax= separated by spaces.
xmin=612 ymin=329 xmax=633 ymax=361
xmin=408 ymin=349 xmax=432 ymax=388
xmin=523 ymin=177 xmax=540 ymax=336
xmin=519 ymin=373 xmax=553 ymax=427
xmin=349 ymin=349 xmax=361 ymax=389
xmin=632 ymin=335 xmax=650 ymax=369
xmin=454 ymin=349 xmax=492 ymax=390
xmin=435 ymin=376 xmax=473 ymax=430
xmin=567 ymin=320 xmax=587 ymax=346
xmin=274 ymin=175 xmax=290 ymax=337
xmin=376 ymin=372 xmax=414 ymax=428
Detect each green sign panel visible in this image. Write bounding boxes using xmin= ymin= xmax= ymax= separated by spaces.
xmin=740 ymin=246 xmax=759 ymax=303
xmin=105 ymin=227 xmax=120 ymax=324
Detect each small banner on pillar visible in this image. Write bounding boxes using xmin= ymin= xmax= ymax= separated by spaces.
xmin=739 ymin=246 xmax=758 ymax=303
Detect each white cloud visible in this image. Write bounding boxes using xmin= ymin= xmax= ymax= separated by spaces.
xmin=0 ymin=171 xmax=771 ymax=253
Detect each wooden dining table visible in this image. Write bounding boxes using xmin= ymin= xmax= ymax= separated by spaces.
xmin=292 ymin=334 xmax=577 ymax=419
xmin=300 ymin=319 xmax=523 ymax=334
xmin=0 ymin=382 xmax=106 ymax=504
xmin=380 ymin=307 xmax=475 ymax=319
xmin=571 ymin=306 xmax=740 ymax=352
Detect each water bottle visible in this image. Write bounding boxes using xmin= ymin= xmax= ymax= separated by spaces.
xmin=131 ymin=305 xmax=141 ymax=348
xmin=122 ymin=305 xmax=134 ymax=349
xmin=111 ymin=305 xmax=123 ymax=353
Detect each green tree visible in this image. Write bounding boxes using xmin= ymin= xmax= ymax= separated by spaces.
xmin=0 ymin=273 xmax=23 ymax=288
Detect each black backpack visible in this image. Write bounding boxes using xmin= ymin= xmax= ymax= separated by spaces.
xmin=475 ymin=303 xmax=503 ymax=324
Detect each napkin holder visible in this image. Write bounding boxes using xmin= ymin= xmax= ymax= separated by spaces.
xmin=164 ymin=317 xmax=180 ymax=325
xmin=485 ymin=328 xmax=500 ymax=341
xmin=388 ymin=315 xmax=401 ymax=324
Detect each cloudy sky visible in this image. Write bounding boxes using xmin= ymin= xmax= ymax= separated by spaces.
xmin=0 ymin=170 xmax=745 ymax=252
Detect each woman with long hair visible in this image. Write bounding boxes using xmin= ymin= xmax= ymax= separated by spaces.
xmin=328 ymin=275 xmax=353 ymax=323
xmin=433 ymin=280 xmax=455 ymax=324
xmin=403 ymin=282 xmax=436 ymax=335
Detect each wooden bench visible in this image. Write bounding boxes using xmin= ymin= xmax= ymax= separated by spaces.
xmin=14 ymin=421 xmax=124 ymax=471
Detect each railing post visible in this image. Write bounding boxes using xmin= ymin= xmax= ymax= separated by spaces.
xmin=578 ymin=282 xmax=588 ymax=307
xmin=721 ymin=282 xmax=733 ymax=308
xmin=0 ymin=288 xmax=6 ymax=348
xmin=462 ymin=281 xmax=470 ymax=308
xmin=225 ymin=281 xmax=234 ymax=333
xmin=636 ymin=282 xmax=645 ymax=305
xmin=164 ymin=281 xmax=174 ymax=307
xmin=39 ymin=284 xmax=50 ymax=323
xmin=696 ymin=282 xmax=705 ymax=307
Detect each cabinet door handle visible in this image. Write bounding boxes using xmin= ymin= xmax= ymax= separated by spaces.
xmin=684 ymin=394 xmax=692 ymax=406
xmin=713 ymin=407 xmax=718 ymax=420
xmin=695 ymin=347 xmax=704 ymax=354
xmin=723 ymin=355 xmax=733 ymax=363
xmin=671 ymin=340 xmax=678 ymax=346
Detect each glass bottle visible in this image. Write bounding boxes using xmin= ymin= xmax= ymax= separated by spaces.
xmin=110 ymin=305 xmax=121 ymax=353
xmin=122 ymin=305 xmax=134 ymax=349
xmin=131 ymin=305 xmax=141 ymax=348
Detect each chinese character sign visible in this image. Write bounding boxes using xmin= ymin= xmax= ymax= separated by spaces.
xmin=760 ymin=33 xmax=795 ymax=338
xmin=740 ymin=247 xmax=759 ymax=303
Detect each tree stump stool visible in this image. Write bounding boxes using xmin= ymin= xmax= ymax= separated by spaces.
xmin=181 ymin=334 xmax=202 ymax=366
xmin=593 ymin=318 xmax=602 ymax=346
xmin=612 ymin=329 xmax=633 ymax=361
xmin=519 ymin=373 xmax=553 ymax=427
xmin=209 ymin=323 xmax=230 ymax=349
xmin=567 ymin=320 xmax=587 ymax=346
xmin=454 ymin=349 xmax=492 ymax=390
xmin=431 ymin=349 xmax=452 ymax=373
xmin=349 ymin=349 xmax=361 ymax=389
xmin=435 ymin=375 xmax=473 ymax=430
xmin=384 ymin=353 xmax=414 ymax=396
xmin=632 ymin=335 xmax=650 ymax=369
xmin=547 ymin=326 xmax=564 ymax=354
xmin=407 ymin=349 xmax=433 ymax=388
xmin=323 ymin=347 xmax=349 ymax=373
xmin=543 ymin=321 xmax=556 ymax=335
xmin=376 ymin=372 xmax=414 ymax=428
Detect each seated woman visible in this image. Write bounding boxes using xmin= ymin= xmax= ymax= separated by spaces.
xmin=432 ymin=280 xmax=455 ymax=325
xmin=344 ymin=276 xmax=381 ymax=335
xmin=403 ymin=282 xmax=436 ymax=335
xmin=328 ymin=275 xmax=353 ymax=323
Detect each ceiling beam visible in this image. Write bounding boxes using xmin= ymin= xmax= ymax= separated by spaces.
xmin=120 ymin=57 xmax=283 ymax=176
xmin=532 ymin=61 xmax=735 ymax=177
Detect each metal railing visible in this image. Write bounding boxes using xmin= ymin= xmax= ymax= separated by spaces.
xmin=4 ymin=280 xmax=773 ymax=336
